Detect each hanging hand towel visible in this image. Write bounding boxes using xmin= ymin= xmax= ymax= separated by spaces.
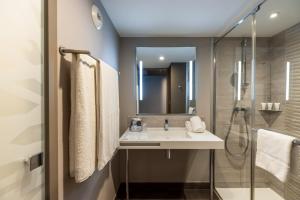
xmin=96 ymin=60 xmax=119 ymax=171
xmin=256 ymin=129 xmax=295 ymax=182
xmin=69 ymin=54 xmax=97 ymax=183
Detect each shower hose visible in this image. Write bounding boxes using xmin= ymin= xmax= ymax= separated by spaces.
xmin=224 ymin=107 xmax=250 ymax=157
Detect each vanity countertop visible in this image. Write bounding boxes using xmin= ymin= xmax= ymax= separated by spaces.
xmin=119 ymin=127 xmax=224 ymax=149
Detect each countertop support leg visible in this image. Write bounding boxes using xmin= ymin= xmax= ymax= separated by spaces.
xmin=210 ymin=149 xmax=215 ymax=200
xmin=126 ymin=149 xmax=129 ymax=200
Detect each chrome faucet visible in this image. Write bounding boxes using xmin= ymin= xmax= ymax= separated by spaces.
xmin=164 ymin=119 xmax=168 ymax=131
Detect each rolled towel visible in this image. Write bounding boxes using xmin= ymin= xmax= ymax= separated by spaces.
xmin=185 ymin=121 xmax=192 ymax=132
xmin=190 ymin=116 xmax=206 ymax=133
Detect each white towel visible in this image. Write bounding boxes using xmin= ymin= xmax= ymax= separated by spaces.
xmin=69 ymin=54 xmax=97 ymax=183
xmin=96 ymin=60 xmax=119 ymax=171
xmin=190 ymin=116 xmax=206 ymax=133
xmin=256 ymin=129 xmax=295 ymax=182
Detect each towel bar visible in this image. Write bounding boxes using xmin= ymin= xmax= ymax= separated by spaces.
xmin=58 ymin=46 xmax=120 ymax=75
xmin=59 ymin=46 xmax=99 ymax=62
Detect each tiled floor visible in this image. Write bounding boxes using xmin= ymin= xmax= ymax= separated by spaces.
xmin=116 ymin=183 xmax=219 ymax=200
xmin=117 ymin=189 xmax=214 ymax=200
xmin=216 ymin=187 xmax=284 ymax=200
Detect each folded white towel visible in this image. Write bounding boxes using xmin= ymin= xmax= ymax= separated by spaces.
xmin=96 ymin=60 xmax=120 ymax=171
xmin=69 ymin=54 xmax=97 ymax=183
xmin=256 ymin=129 xmax=295 ymax=182
xmin=185 ymin=121 xmax=192 ymax=132
xmin=190 ymin=116 xmax=206 ymax=133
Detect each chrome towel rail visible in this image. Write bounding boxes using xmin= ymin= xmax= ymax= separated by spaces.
xmin=293 ymin=139 xmax=300 ymax=145
xmin=59 ymin=46 xmax=99 ymax=62
xmin=58 ymin=46 xmax=120 ymax=75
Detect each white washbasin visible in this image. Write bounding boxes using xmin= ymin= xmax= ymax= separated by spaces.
xmin=119 ymin=127 xmax=224 ymax=150
xmin=121 ymin=127 xmax=189 ymax=140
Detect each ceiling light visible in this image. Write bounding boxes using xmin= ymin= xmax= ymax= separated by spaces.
xmin=270 ymin=12 xmax=279 ymax=19
xmin=159 ymin=56 xmax=165 ymax=61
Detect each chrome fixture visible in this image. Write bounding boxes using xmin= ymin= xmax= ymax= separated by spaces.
xmin=59 ymin=47 xmax=121 ymax=77
xmin=59 ymin=47 xmax=99 ymax=62
xmin=164 ymin=119 xmax=168 ymax=131
xmin=166 ymin=149 xmax=171 ymax=159
xmin=241 ymin=39 xmax=249 ymax=88
xmin=225 ymin=103 xmax=250 ymax=158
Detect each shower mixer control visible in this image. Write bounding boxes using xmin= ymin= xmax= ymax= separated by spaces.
xmin=234 ymin=107 xmax=249 ymax=112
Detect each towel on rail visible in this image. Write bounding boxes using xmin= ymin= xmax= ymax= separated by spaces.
xmin=256 ymin=129 xmax=295 ymax=182
xmin=69 ymin=54 xmax=98 ymax=183
xmin=96 ymin=60 xmax=119 ymax=171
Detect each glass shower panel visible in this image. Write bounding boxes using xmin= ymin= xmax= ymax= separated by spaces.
xmin=214 ymin=16 xmax=254 ymax=200
xmin=254 ymin=0 xmax=300 ymax=199
xmin=0 ymin=0 xmax=45 ymax=199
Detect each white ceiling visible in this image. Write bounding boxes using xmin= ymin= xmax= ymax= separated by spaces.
xmin=137 ymin=47 xmax=196 ymax=68
xmin=101 ymin=0 xmax=262 ymax=37
xmin=101 ymin=0 xmax=300 ymax=37
xmin=228 ymin=0 xmax=300 ymax=37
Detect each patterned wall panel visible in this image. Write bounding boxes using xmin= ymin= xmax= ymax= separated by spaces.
xmin=0 ymin=0 xmax=44 ymax=200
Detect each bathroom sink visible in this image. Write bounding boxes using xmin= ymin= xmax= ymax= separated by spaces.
xmin=119 ymin=127 xmax=224 ymax=149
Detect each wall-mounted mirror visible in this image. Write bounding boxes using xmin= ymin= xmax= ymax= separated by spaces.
xmin=136 ymin=47 xmax=196 ymax=114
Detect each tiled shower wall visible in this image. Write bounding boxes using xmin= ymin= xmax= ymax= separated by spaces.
xmin=268 ymin=23 xmax=300 ymax=199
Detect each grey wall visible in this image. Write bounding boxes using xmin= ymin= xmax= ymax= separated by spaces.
xmin=140 ymin=76 xmax=167 ymax=113
xmin=58 ymin=0 xmax=119 ymax=69
xmin=57 ymin=0 xmax=120 ymax=199
xmin=119 ymin=37 xmax=213 ymax=183
xmin=170 ymin=63 xmax=187 ymax=113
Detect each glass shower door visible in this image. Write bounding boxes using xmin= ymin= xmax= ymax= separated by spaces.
xmin=214 ymin=15 xmax=254 ymax=200
xmin=0 ymin=0 xmax=45 ymax=199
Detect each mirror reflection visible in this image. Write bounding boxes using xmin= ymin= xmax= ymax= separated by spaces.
xmin=136 ymin=47 xmax=196 ymax=114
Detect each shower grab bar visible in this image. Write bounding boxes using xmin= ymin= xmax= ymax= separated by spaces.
xmin=252 ymin=128 xmax=300 ymax=146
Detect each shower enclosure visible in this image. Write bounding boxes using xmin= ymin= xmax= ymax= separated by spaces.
xmin=213 ymin=0 xmax=300 ymax=200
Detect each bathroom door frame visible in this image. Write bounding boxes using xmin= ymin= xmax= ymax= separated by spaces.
xmin=45 ymin=0 xmax=61 ymax=199
xmin=211 ymin=1 xmax=265 ymax=200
